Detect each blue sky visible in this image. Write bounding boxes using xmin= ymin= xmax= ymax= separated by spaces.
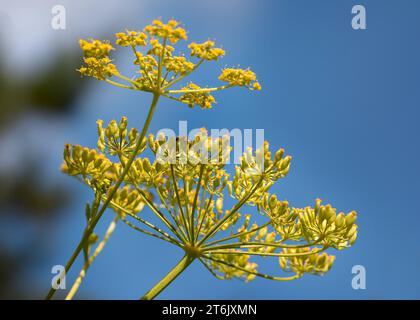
xmin=2 ymin=0 xmax=419 ymax=299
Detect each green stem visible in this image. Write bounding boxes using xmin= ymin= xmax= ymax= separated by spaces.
xmin=202 ymin=254 xmax=302 ymax=282
xmin=203 ymin=247 xmax=327 ymax=257
xmin=105 ymin=79 xmax=135 ymax=90
xmin=166 ymin=85 xmax=232 ymax=94
xmin=133 ymin=185 xmax=185 ymax=242
xmin=197 ymin=177 xmax=263 ymax=246
xmin=190 ymin=164 xmax=205 ymax=244
xmin=195 ymin=193 xmax=213 ymax=241
xmin=105 ymin=196 xmax=179 ymax=244
xmin=202 ymin=222 xmax=270 ymax=248
xmin=140 ymin=255 xmax=195 ymax=300
xmin=155 ymin=187 xmax=189 ymax=241
xmin=162 ymin=58 xmax=204 ymax=89
xmin=171 ymin=165 xmax=189 ymax=236
xmin=183 ymin=177 xmax=190 ymax=241
xmin=121 ymin=217 xmax=182 ymax=247
xmin=45 ymin=93 xmax=160 ymax=300
xmin=203 ymin=240 xmax=321 ymax=251
xmin=65 ymin=216 xmax=119 ymax=300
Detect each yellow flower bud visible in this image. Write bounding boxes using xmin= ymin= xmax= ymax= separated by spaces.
xmin=345 ymin=211 xmax=358 ymax=226
xmin=335 ymin=212 xmax=345 ymax=227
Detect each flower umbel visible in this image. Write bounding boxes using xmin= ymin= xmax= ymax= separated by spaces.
xmin=61 ymin=119 xmax=358 ymax=297
xmin=51 ymin=18 xmax=359 ymax=301
xmin=77 ymin=18 xmax=260 ymax=108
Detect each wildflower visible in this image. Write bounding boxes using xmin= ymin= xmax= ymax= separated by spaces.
xmin=229 ymin=142 xmax=291 ymax=206
xmin=147 ymin=38 xmax=175 ymax=57
xmin=115 ymin=31 xmax=147 ymax=47
xmin=219 ymin=68 xmax=261 ymax=90
xmin=207 ymin=251 xmax=258 ymax=281
xmin=79 ymin=39 xmax=114 ymax=58
xmin=62 ymin=144 xmax=113 ymax=180
xmin=111 ymin=186 xmax=145 ymax=218
xmin=134 ymin=52 xmax=158 ymax=69
xmin=298 ymin=200 xmax=358 ymax=249
xmin=61 ymin=118 xmax=359 ymax=296
xmin=78 ymin=57 xmax=117 ymax=80
xmin=179 ymin=83 xmax=216 ymax=109
xmin=252 ymin=82 xmax=262 ymax=90
xmin=128 ymin=158 xmax=166 ymax=187
xmin=52 ymin=18 xmax=358 ymax=301
xmin=97 ymin=117 xmax=147 ymax=159
xmin=77 ymin=18 xmax=261 ymax=105
xmin=279 ymin=249 xmax=336 ymax=276
xmin=144 ymin=19 xmax=187 ymax=44
xmin=164 ymin=56 xmax=195 ymax=75
xmin=189 ymin=41 xmax=225 ymax=61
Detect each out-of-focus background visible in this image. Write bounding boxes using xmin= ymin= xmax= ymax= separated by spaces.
xmin=0 ymin=0 xmax=419 ymax=299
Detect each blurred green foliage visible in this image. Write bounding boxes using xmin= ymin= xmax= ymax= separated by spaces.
xmin=0 ymin=47 xmax=88 ymax=298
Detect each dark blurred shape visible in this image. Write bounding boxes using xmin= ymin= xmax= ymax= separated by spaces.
xmin=0 ymin=48 xmax=89 ymax=131
xmin=0 ymin=250 xmax=25 ymax=299
xmin=27 ymin=52 xmax=86 ymax=113
xmin=0 ymin=45 xmax=88 ymax=298
xmin=0 ymin=164 xmax=69 ymax=218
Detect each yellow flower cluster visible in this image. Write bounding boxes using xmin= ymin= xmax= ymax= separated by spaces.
xmin=110 ymin=186 xmax=145 ymax=218
xmin=78 ymin=57 xmax=117 ymax=80
xmin=144 ymin=19 xmax=187 ymax=44
xmin=229 ymin=142 xmax=292 ymax=206
xmin=62 ymin=115 xmax=359 ymax=284
xmin=179 ymin=83 xmax=216 ymax=109
xmin=241 ymin=142 xmax=291 ymax=181
xmin=134 ymin=52 xmax=158 ymax=70
xmin=97 ymin=117 xmax=146 ymax=159
xmin=164 ymin=56 xmax=195 ymax=75
xmin=260 ymin=195 xmax=358 ymax=248
xmin=77 ymin=18 xmax=261 ymax=108
xmin=63 ymin=19 xmax=359 ymax=296
xmin=236 ymin=215 xmax=278 ymax=254
xmin=128 ymin=158 xmax=166 ymax=187
xmin=116 ymin=30 xmax=148 ymax=47
xmin=78 ymin=39 xmax=117 ymax=80
xmin=79 ymin=39 xmax=114 ymax=58
xmin=219 ymin=68 xmax=261 ymax=90
xmin=208 ymin=251 xmax=257 ymax=282
xmin=62 ymin=144 xmax=113 ymax=180
xmin=189 ymin=41 xmax=225 ymax=61
xmin=280 ymin=249 xmax=335 ymax=276
xmin=299 ymin=199 xmax=358 ymax=249
xmin=148 ymin=38 xmax=174 ymax=57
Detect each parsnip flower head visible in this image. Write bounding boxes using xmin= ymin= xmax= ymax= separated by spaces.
xmin=189 ymin=41 xmax=225 ymax=61
xmin=54 ymin=18 xmax=359 ymax=301
xmin=62 ymin=144 xmax=113 ymax=180
xmin=78 ymin=57 xmax=117 ymax=80
xmin=179 ymin=83 xmax=216 ymax=109
xmin=79 ymin=39 xmax=114 ymax=58
xmin=219 ymin=68 xmax=261 ymax=90
xmin=62 ymin=116 xmax=358 ymax=284
xmin=77 ymin=18 xmax=260 ymax=108
xmin=115 ymin=31 xmax=148 ymax=47
xmin=279 ymin=249 xmax=336 ymax=276
xmin=144 ymin=19 xmax=187 ymax=44
xmin=111 ymin=186 xmax=146 ymax=219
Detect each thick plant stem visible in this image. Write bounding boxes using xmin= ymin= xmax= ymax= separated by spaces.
xmin=45 ymin=93 xmax=160 ymax=300
xmin=140 ymin=255 xmax=194 ymax=300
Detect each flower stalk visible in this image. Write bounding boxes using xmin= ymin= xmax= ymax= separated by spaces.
xmin=140 ymin=255 xmax=195 ymax=300
xmin=46 ymin=92 xmax=159 ymax=300
xmin=65 ymin=216 xmax=119 ymax=300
